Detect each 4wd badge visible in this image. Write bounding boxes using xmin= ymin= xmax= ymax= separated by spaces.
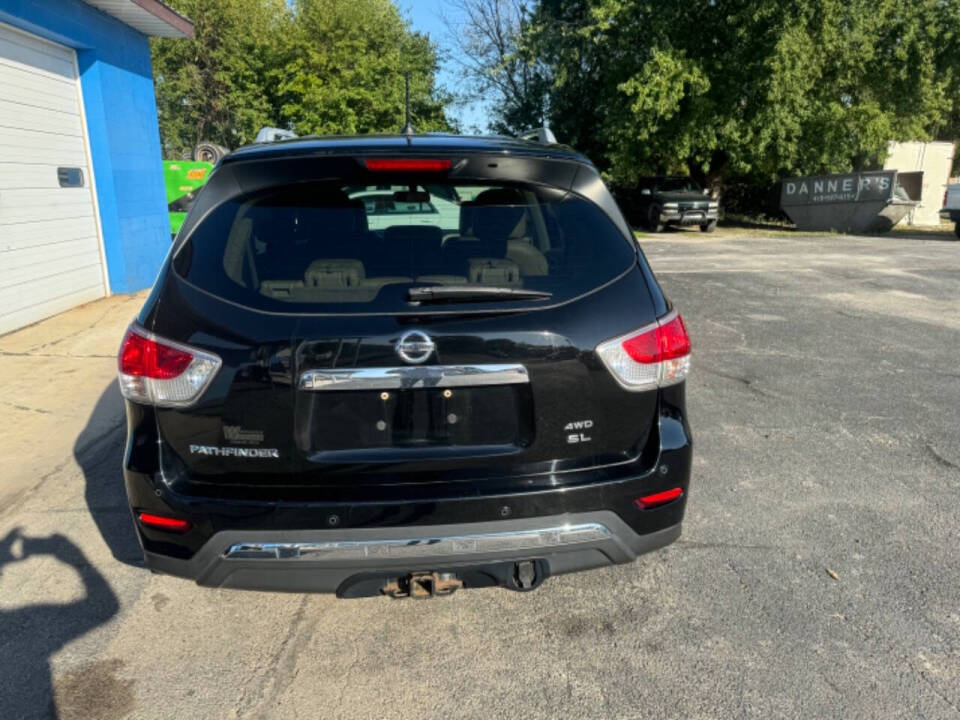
xmin=564 ymin=419 xmax=593 ymax=444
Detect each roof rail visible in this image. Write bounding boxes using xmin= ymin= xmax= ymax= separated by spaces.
xmin=518 ymin=127 xmax=557 ymax=145
xmin=254 ymin=126 xmax=297 ymax=143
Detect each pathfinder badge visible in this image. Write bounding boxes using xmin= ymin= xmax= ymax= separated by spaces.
xmin=190 ymin=445 xmax=279 ymax=458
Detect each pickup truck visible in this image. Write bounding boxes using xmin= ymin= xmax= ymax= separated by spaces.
xmin=637 ymin=176 xmax=719 ymax=233
xmin=941 ymin=182 xmax=960 ymax=238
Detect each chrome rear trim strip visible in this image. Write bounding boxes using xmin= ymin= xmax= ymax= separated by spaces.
xmin=223 ymin=523 xmax=612 ymax=561
xmin=299 ymin=363 xmax=529 ymax=391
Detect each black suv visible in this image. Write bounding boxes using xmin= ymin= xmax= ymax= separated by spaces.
xmin=118 ymin=134 xmax=692 ymax=597
xmin=638 ymin=176 xmax=718 ymax=233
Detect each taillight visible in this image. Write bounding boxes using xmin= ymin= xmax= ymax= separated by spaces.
xmin=117 ymin=325 xmax=221 ymax=407
xmin=364 ymin=158 xmax=452 ymax=172
xmin=596 ymin=310 xmax=691 ymax=390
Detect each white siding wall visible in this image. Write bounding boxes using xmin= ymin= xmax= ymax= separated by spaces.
xmin=0 ymin=22 xmax=106 ymax=335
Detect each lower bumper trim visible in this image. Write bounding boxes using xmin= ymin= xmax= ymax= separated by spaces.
xmin=143 ymin=512 xmax=682 ymax=594
xmin=662 ymin=213 xmax=718 ymax=225
xmin=223 ymin=523 xmax=612 ymax=561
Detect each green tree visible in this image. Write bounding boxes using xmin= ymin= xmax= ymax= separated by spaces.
xmin=442 ymin=0 xmax=550 ymax=134
xmin=279 ymin=0 xmax=449 ymax=135
xmin=521 ymin=0 xmax=960 ymax=188
xmin=152 ymin=0 xmax=450 ymax=157
xmin=152 ymin=0 xmax=290 ymax=157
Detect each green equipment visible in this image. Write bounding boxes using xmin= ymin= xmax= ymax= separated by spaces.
xmin=163 ymin=160 xmax=213 ymax=237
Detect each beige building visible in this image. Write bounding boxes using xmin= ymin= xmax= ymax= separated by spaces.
xmin=883 ymin=141 xmax=956 ymax=226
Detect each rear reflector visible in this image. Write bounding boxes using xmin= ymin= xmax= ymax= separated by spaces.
xmin=138 ymin=512 xmax=191 ymax=533
xmin=364 ymin=158 xmax=452 ymax=172
xmin=634 ymin=487 xmax=684 ymax=509
xmin=117 ymin=325 xmax=221 ymax=407
xmin=595 ymin=310 xmax=691 ymax=390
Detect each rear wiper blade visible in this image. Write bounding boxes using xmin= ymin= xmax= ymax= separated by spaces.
xmin=407 ymin=285 xmax=553 ymax=303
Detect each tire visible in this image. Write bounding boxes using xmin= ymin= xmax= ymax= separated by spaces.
xmin=648 ymin=204 xmax=665 ymax=233
xmin=191 ymin=141 xmax=228 ymax=164
xmin=700 ymin=219 xmax=717 ymax=233
xmin=955 ymin=221 xmax=960 ymax=240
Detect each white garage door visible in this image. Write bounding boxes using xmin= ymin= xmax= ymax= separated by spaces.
xmin=0 ymin=22 xmax=107 ymax=336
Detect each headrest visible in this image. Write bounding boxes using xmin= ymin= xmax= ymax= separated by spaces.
xmin=304 ymin=259 xmax=365 ymax=288
xmin=459 ymin=201 xmax=476 ymax=236
xmin=468 ymin=258 xmax=521 ymax=286
xmin=470 ymin=188 xmax=527 ymax=242
xmin=279 ymin=188 xmax=367 ymax=238
xmin=473 ymin=188 xmax=526 ymax=206
xmin=384 ymin=225 xmax=444 ymax=246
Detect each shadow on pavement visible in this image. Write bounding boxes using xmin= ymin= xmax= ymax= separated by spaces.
xmin=0 ymin=528 xmax=121 ymax=718
xmin=76 ymin=381 xmax=142 ymax=568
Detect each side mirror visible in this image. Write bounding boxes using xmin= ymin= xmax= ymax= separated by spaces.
xmin=641 ymin=188 xmax=651 ymax=196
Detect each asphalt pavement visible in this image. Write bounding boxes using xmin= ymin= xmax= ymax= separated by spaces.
xmin=1 ymin=228 xmax=958 ymax=719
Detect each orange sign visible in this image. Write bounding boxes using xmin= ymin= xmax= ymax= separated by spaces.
xmin=186 ymin=168 xmax=207 ymax=180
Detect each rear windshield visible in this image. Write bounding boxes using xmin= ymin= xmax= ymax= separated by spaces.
xmin=172 ymin=181 xmax=636 ymax=312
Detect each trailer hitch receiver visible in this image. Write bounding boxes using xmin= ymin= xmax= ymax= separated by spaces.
xmin=381 ymin=571 xmax=463 ymax=599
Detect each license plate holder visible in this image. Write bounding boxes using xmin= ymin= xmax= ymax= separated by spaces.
xmin=302 ymin=386 xmax=526 ymax=451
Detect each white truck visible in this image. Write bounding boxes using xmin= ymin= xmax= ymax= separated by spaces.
xmin=942 ymin=182 xmax=960 ymax=238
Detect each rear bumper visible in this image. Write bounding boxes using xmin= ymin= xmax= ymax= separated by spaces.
xmin=144 ymin=513 xmax=681 ymax=594
xmin=124 ymin=386 xmax=693 ymax=595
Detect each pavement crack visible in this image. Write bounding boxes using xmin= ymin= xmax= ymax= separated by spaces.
xmin=0 ymin=412 xmax=124 ymax=520
xmin=677 ymin=540 xmax=780 ymax=552
xmin=926 ymin=443 xmax=959 ymax=471
xmin=23 ymin=299 xmax=133 ymax=353
xmin=918 ymin=671 xmax=960 ymax=717
xmin=0 ymin=456 xmax=72 ymax=520
xmin=0 ymin=350 xmax=115 ymax=359
xmin=1 ymin=401 xmax=52 ymax=414
xmin=238 ymin=595 xmax=313 ymax=718
xmin=698 ymin=364 xmax=777 ymax=399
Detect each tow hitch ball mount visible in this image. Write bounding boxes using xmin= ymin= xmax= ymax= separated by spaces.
xmin=381 ymin=560 xmax=546 ymax=598
xmin=382 ymin=572 xmax=463 ymax=599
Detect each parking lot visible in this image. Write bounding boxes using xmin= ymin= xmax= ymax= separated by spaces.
xmin=1 ymin=229 xmax=958 ymax=719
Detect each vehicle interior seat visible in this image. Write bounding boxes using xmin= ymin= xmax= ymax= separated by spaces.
xmin=304 ymin=259 xmax=364 ymax=288
xmin=454 ymin=189 xmax=548 ymax=276
xmin=222 ymin=217 xmax=255 ymax=287
xmin=254 ymin=188 xmax=380 ymax=279
xmin=383 ymin=225 xmax=446 ymax=277
xmin=468 ymin=258 xmax=521 ymax=286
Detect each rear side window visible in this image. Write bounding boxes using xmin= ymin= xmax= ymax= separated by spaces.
xmin=173 ymin=180 xmax=636 ymax=313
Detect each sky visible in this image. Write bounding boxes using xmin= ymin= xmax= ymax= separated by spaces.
xmin=402 ymin=0 xmax=493 ymax=132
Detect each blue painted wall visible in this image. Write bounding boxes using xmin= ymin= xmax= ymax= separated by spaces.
xmin=0 ymin=0 xmax=170 ymax=293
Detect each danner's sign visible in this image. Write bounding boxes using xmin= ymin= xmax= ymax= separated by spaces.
xmin=779 ymin=169 xmax=920 ymax=233
xmin=781 ymin=171 xmax=896 ymax=206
